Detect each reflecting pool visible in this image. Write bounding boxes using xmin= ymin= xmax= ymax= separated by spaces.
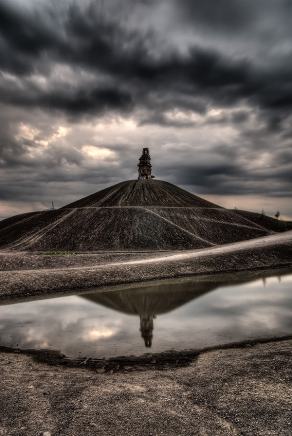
xmin=0 ymin=268 xmax=292 ymax=358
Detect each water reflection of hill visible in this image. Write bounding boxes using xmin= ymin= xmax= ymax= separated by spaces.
xmin=82 ymin=268 xmax=292 ymax=347
xmin=83 ymin=280 xmax=216 ymax=347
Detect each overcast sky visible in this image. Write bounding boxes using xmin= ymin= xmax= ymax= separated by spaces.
xmin=0 ymin=0 xmax=292 ymax=219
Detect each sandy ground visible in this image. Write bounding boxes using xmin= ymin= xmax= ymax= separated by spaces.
xmin=1 ymin=337 xmax=292 ymax=435
xmin=1 ymin=233 xmax=292 ymax=435
xmin=1 ymin=230 xmax=292 ymax=300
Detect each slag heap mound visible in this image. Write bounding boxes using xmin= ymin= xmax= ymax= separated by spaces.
xmin=64 ymin=180 xmax=217 ymax=208
xmin=0 ymin=179 xmax=282 ymax=251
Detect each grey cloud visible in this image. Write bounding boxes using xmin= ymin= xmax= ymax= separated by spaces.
xmin=176 ymin=0 xmax=258 ymax=35
xmin=0 ymin=0 xmax=292 ymax=217
xmin=1 ymin=0 xmax=292 ymax=121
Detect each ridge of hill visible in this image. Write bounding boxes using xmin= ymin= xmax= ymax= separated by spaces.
xmin=233 ymin=209 xmax=292 ymax=233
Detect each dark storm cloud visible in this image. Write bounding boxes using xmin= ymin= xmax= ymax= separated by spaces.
xmin=0 ymin=81 xmax=134 ymax=116
xmin=178 ymin=0 xmax=256 ymax=32
xmin=166 ymin=162 xmax=292 ymax=197
xmin=0 ymin=0 xmax=292 ymax=119
xmin=176 ymin=0 xmax=281 ymax=33
xmin=0 ymin=0 xmax=292 ymax=215
xmin=176 ymin=0 xmax=292 ymax=47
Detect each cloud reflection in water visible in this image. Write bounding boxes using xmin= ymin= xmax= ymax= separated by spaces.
xmin=0 ymin=270 xmax=292 ymax=358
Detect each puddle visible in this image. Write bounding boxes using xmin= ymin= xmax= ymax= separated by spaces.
xmin=1 ymin=268 xmax=292 ymax=358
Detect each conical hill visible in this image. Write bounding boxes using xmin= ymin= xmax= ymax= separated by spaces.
xmin=0 ymin=179 xmax=286 ymax=252
xmin=63 ymin=179 xmax=218 ymax=208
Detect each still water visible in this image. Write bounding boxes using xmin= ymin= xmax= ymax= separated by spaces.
xmin=1 ymin=268 xmax=292 ymax=358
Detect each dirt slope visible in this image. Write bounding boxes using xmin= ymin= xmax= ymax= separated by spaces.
xmin=63 ymin=179 xmax=219 ymax=208
xmin=0 ymin=179 xmax=288 ymax=251
xmin=233 ymin=209 xmax=292 ymax=232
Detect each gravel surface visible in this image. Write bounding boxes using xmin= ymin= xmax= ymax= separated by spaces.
xmin=1 ymin=337 xmax=292 ymax=435
xmin=0 ymin=251 xmax=168 ymax=271
xmin=1 ymin=231 xmax=292 ymax=301
xmin=2 ymin=180 xmax=290 ymax=252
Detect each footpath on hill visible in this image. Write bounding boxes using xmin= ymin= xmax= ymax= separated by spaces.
xmin=0 ymin=230 xmax=292 ymax=300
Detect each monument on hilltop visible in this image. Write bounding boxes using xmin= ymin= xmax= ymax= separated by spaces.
xmin=138 ymin=147 xmax=153 ymax=180
xmin=0 ymin=147 xmax=286 ymax=252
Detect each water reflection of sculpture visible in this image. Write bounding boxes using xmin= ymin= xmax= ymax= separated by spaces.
xmin=82 ymin=269 xmax=289 ymax=348
xmin=82 ymin=279 xmax=222 ymax=347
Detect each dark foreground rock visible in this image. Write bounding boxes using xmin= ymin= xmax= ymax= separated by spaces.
xmin=1 ymin=338 xmax=292 ymax=435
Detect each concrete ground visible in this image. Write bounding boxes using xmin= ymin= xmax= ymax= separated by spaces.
xmin=1 ymin=337 xmax=292 ymax=436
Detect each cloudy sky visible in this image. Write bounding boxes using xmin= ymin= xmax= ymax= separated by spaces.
xmin=0 ymin=0 xmax=292 ymax=219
